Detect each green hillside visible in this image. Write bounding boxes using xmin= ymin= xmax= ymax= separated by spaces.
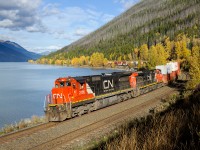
xmin=41 ymin=0 xmax=199 ymax=61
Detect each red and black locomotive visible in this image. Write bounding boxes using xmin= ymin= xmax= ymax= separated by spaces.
xmin=44 ymin=62 xmax=180 ymax=121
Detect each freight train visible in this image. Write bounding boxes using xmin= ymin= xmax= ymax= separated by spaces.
xmin=44 ymin=62 xmax=181 ymax=121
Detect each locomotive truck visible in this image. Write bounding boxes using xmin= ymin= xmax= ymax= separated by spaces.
xmin=44 ymin=62 xmax=180 ymax=121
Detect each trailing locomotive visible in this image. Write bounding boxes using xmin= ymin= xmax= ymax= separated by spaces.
xmin=44 ymin=62 xmax=180 ymax=121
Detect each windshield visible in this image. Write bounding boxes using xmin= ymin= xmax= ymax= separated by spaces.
xmin=55 ymin=81 xmax=71 ymax=88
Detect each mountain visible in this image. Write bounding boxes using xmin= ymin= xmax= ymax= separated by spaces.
xmin=0 ymin=41 xmax=41 ymax=62
xmin=44 ymin=0 xmax=200 ymax=60
xmin=39 ymin=51 xmax=51 ymax=56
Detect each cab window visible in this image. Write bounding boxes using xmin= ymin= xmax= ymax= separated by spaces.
xmin=60 ymin=82 xmax=65 ymax=87
xmin=55 ymin=84 xmax=59 ymax=88
xmin=80 ymin=84 xmax=84 ymax=89
xmin=66 ymin=82 xmax=71 ymax=86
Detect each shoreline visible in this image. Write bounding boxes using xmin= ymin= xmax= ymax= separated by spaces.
xmin=30 ymin=62 xmax=130 ymax=71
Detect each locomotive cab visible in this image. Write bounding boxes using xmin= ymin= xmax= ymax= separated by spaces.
xmin=44 ymin=77 xmax=95 ymax=121
xmin=52 ymin=78 xmax=73 ymax=104
xmin=52 ymin=77 xmax=95 ymax=105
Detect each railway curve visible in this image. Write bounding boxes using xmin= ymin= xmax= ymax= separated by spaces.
xmin=0 ymin=86 xmax=178 ymax=150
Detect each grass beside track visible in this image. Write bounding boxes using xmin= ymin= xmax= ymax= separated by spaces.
xmin=0 ymin=115 xmax=46 ymax=136
xmin=92 ymin=88 xmax=200 ymax=150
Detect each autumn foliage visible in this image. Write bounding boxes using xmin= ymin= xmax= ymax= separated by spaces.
xmin=35 ymin=34 xmax=200 ymax=89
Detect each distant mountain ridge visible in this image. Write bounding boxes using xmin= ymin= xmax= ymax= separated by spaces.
xmin=0 ymin=41 xmax=41 ymax=62
xmin=39 ymin=51 xmax=51 ymax=56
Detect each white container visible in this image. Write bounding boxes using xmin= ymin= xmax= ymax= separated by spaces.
xmin=174 ymin=62 xmax=178 ymax=71
xmin=171 ymin=62 xmax=177 ymax=71
xmin=166 ymin=63 xmax=172 ymax=74
xmin=156 ymin=65 xmax=167 ymax=74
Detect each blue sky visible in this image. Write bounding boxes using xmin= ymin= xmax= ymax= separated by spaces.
xmin=0 ymin=0 xmax=140 ymax=53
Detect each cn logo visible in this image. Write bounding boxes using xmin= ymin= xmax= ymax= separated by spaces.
xmin=53 ymin=93 xmax=63 ymax=99
xmin=103 ymin=80 xmax=114 ymax=89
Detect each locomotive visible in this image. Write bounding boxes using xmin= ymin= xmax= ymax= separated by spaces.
xmin=44 ymin=62 xmax=180 ymax=121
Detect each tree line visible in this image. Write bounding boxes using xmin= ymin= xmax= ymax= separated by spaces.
xmin=35 ymin=34 xmax=200 ymax=89
xmin=37 ymin=34 xmax=194 ymax=69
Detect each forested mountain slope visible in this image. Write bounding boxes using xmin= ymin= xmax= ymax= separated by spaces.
xmin=0 ymin=41 xmax=41 ymax=62
xmin=43 ymin=0 xmax=200 ymax=60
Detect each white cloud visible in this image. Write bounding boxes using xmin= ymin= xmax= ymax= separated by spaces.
xmin=0 ymin=0 xmax=40 ymax=12
xmin=0 ymin=0 xmax=41 ymax=10
xmin=0 ymin=34 xmax=16 ymax=41
xmin=40 ymin=4 xmax=114 ymax=40
xmin=25 ymin=24 xmax=46 ymax=33
xmin=0 ymin=1 xmax=118 ymax=53
xmin=0 ymin=19 xmax=14 ymax=27
xmin=30 ymin=45 xmax=62 ymax=53
xmin=0 ymin=0 xmax=114 ymax=36
xmin=47 ymin=45 xmax=61 ymax=50
xmin=0 ymin=10 xmax=18 ymax=20
xmin=0 ymin=0 xmax=43 ymax=32
xmin=86 ymin=9 xmax=102 ymax=19
xmin=42 ymin=3 xmax=60 ymax=16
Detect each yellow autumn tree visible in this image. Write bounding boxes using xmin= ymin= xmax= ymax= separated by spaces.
xmin=103 ymin=58 xmax=108 ymax=66
xmin=128 ymin=53 xmax=132 ymax=61
xmin=134 ymin=48 xmax=139 ymax=59
xmin=79 ymin=56 xmax=86 ymax=66
xmin=48 ymin=59 xmax=53 ymax=64
xmin=111 ymin=62 xmax=116 ymax=68
xmin=174 ymin=34 xmax=191 ymax=60
xmin=139 ymin=44 xmax=148 ymax=61
xmin=28 ymin=60 xmax=34 ymax=63
xmin=164 ymin=37 xmax=173 ymax=60
xmin=117 ymin=56 xmax=122 ymax=61
xmin=148 ymin=45 xmax=158 ymax=68
xmin=38 ymin=58 xmax=48 ymax=64
xmin=155 ymin=43 xmax=168 ymax=65
xmin=71 ymin=57 xmax=80 ymax=66
xmin=137 ymin=59 xmax=142 ymax=69
xmin=109 ymin=53 xmax=115 ymax=61
xmin=187 ymin=45 xmax=200 ymax=89
xmin=90 ymin=52 xmax=104 ymax=67
xmin=174 ymin=34 xmax=191 ymax=69
xmin=55 ymin=59 xmax=63 ymax=65
xmin=174 ymin=41 xmax=182 ymax=60
xmin=62 ymin=59 xmax=71 ymax=65
xmin=181 ymin=38 xmax=191 ymax=59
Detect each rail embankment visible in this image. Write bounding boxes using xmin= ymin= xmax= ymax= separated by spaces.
xmin=92 ymin=85 xmax=200 ymax=150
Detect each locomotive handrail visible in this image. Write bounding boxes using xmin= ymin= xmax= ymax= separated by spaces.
xmin=44 ymin=94 xmax=52 ymax=110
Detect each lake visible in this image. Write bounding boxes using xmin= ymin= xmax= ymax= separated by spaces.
xmin=0 ymin=62 xmax=119 ymax=128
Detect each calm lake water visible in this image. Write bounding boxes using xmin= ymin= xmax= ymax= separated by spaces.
xmin=0 ymin=62 xmax=119 ymax=128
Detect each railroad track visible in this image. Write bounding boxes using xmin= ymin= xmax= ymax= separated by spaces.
xmin=31 ymin=87 xmax=177 ymax=150
xmin=0 ymin=86 xmax=179 ymax=150
xmin=0 ymin=122 xmax=58 ymax=144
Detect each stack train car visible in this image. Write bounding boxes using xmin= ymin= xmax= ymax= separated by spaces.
xmin=44 ymin=62 xmax=181 ymax=121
